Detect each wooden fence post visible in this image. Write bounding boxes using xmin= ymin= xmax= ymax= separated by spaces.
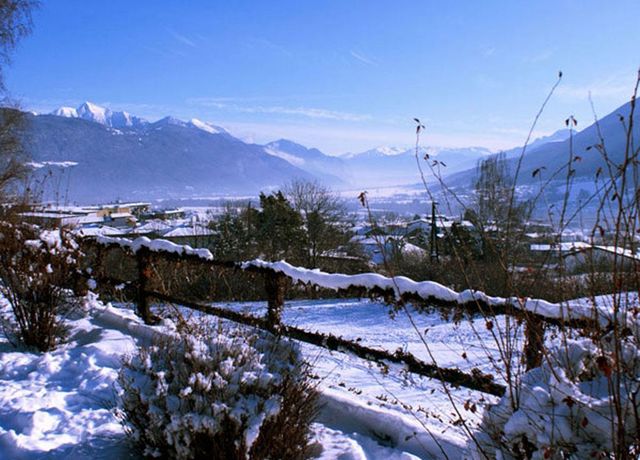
xmin=524 ymin=315 xmax=545 ymax=370
xmin=136 ymin=247 xmax=152 ymax=324
xmin=91 ymin=243 xmax=105 ymax=292
xmin=94 ymin=243 xmax=104 ymax=280
xmin=264 ymin=271 xmax=286 ymax=334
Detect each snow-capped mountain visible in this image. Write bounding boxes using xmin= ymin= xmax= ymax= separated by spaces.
xmin=528 ymin=128 xmax=571 ymax=148
xmin=341 ymin=146 xmax=407 ymax=159
xmin=52 ymin=102 xmax=147 ymax=129
xmin=500 ymin=129 xmax=572 ymax=159
xmin=42 ymin=103 xmax=493 ymax=192
xmin=444 ymin=103 xmax=640 ymax=195
xmin=20 ymin=105 xmax=315 ymax=203
xmin=34 ymin=99 xmax=622 ymax=203
xmin=263 ymin=139 xmax=348 ymax=186
xmin=52 ymin=102 xmax=229 ymax=137
xmin=76 ymin=101 xmax=110 ymax=124
xmin=52 ymin=106 xmax=79 ymax=118
xmin=341 ymin=145 xmax=492 ymax=187
xmin=189 ymin=118 xmax=226 ymax=135
xmin=512 ymin=102 xmax=639 ymax=182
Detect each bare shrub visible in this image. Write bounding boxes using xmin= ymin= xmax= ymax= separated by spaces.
xmin=116 ymin=321 xmax=318 ymax=460
xmin=0 ymin=221 xmax=82 ymax=351
xmin=375 ymin=72 xmax=640 ymax=458
xmin=473 ymin=324 xmax=640 ymax=459
xmin=464 ymin=73 xmax=640 ymax=459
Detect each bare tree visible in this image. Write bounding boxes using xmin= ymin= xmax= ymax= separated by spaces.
xmin=283 ymin=179 xmax=349 ymax=268
xmin=0 ymin=0 xmax=37 ymax=204
xmin=0 ymin=106 xmax=28 ymax=203
xmin=0 ymin=0 xmax=36 ymax=91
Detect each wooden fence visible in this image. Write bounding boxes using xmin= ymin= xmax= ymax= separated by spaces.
xmin=81 ymin=236 xmax=603 ymax=398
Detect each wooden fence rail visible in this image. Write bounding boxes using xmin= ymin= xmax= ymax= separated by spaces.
xmin=80 ymin=236 xmax=605 ymax=396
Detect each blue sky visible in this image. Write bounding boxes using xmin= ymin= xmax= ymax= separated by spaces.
xmin=8 ymin=0 xmax=640 ymax=154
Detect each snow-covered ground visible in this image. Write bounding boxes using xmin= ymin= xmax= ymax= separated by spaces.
xmin=0 ymin=295 xmax=139 ymax=459
xmin=0 ymin=295 xmax=509 ymax=459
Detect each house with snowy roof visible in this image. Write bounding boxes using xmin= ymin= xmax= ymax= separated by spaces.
xmin=350 ymin=234 xmax=426 ymax=265
xmin=86 ymin=202 xmax=150 ymax=218
xmin=530 ymin=241 xmax=640 ymax=272
xmin=162 ymin=225 xmax=216 ymax=249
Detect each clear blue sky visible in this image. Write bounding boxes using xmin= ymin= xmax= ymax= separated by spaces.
xmin=8 ymin=0 xmax=640 ymax=154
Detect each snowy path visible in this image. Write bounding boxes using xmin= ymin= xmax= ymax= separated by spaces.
xmin=0 ymin=296 xmax=500 ymax=459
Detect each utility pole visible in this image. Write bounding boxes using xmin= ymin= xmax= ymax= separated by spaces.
xmin=430 ymin=201 xmax=439 ymax=262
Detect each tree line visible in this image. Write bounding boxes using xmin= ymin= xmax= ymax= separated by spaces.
xmin=208 ymin=180 xmax=363 ymax=271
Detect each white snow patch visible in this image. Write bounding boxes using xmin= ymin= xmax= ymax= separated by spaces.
xmin=26 ymin=161 xmax=78 ymax=169
xmin=0 ymin=296 xmax=139 ymax=457
xmin=375 ymin=146 xmax=406 ymax=156
xmin=189 ymin=118 xmax=224 ymax=134
xmin=264 ymin=146 xmax=306 ymax=166
xmin=51 ymin=106 xmax=78 ymax=118
xmin=77 ymin=101 xmax=109 ymax=125
xmin=94 ymin=235 xmax=618 ymax=325
xmin=241 ymin=259 xmax=618 ymax=324
xmin=96 ymin=235 xmax=213 ymax=261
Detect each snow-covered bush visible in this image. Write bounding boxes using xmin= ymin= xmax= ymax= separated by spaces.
xmin=471 ymin=321 xmax=640 ymax=459
xmin=0 ymin=222 xmax=83 ymax=351
xmin=117 ymin=323 xmax=317 ymax=459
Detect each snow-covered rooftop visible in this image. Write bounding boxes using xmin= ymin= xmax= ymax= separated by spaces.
xmin=163 ymin=226 xmax=215 ymax=237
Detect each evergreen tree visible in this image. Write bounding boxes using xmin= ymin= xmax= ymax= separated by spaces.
xmin=256 ymin=191 xmax=306 ymax=262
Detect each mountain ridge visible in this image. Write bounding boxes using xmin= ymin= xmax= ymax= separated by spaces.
xmin=442 ymin=101 xmax=639 ymax=191
xmin=31 ymin=100 xmax=614 ymax=203
xmin=20 ymin=108 xmax=315 ymax=203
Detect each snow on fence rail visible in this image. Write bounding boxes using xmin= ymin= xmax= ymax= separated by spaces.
xmin=93 ymin=236 xmax=601 ymax=327
xmin=240 ymin=259 xmax=603 ymax=326
xmin=82 ymin=236 xmax=604 ymax=395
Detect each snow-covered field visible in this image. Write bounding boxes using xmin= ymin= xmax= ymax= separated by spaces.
xmin=0 ymin=294 xmax=508 ymax=459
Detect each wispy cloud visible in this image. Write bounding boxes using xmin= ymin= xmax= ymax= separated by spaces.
xmin=556 ymin=72 xmax=637 ymax=102
xmin=218 ymin=121 xmax=411 ymax=155
xmin=219 ymin=119 xmax=526 ymax=155
xmin=523 ymin=49 xmax=553 ymax=64
xmin=167 ymin=28 xmax=196 ymax=48
xmin=143 ymin=45 xmax=187 ymax=59
xmin=245 ymin=37 xmax=292 ymax=57
xmin=349 ymin=50 xmax=377 ymax=66
xmin=188 ymin=98 xmax=371 ymax=122
xmin=481 ymin=46 xmax=496 ymax=58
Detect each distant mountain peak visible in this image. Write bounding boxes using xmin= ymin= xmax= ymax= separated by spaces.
xmin=270 ymin=139 xmax=305 ymax=149
xmin=49 ymin=101 xmax=231 ymax=135
xmin=525 ymin=129 xmax=572 ymax=151
xmin=23 ymin=106 xmax=318 ymax=203
xmin=77 ymin=101 xmax=109 ymax=124
xmin=375 ymin=145 xmax=406 ymax=156
xmin=341 ymin=145 xmax=408 ymax=159
xmin=264 ymin=139 xmax=332 ymax=161
xmin=51 ymin=101 xmax=147 ymax=129
xmin=110 ymin=110 xmax=135 ymax=127
xmin=262 ymin=138 xmax=347 ymax=186
xmin=189 ymin=118 xmax=225 ymax=135
xmin=52 ymin=106 xmax=78 ymax=118
xmin=154 ymin=115 xmax=186 ymax=126
xmin=264 ymin=145 xmax=306 ymax=166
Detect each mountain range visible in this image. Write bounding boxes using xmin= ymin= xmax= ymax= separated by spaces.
xmin=52 ymin=101 xmax=148 ymax=129
xmin=14 ymin=99 xmax=637 ymax=204
xmin=15 ymin=102 xmax=491 ymax=203
xmin=20 ymin=103 xmax=316 ymax=203
xmin=443 ymin=100 xmax=639 ymax=193
xmin=339 ymin=145 xmax=492 ymax=187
